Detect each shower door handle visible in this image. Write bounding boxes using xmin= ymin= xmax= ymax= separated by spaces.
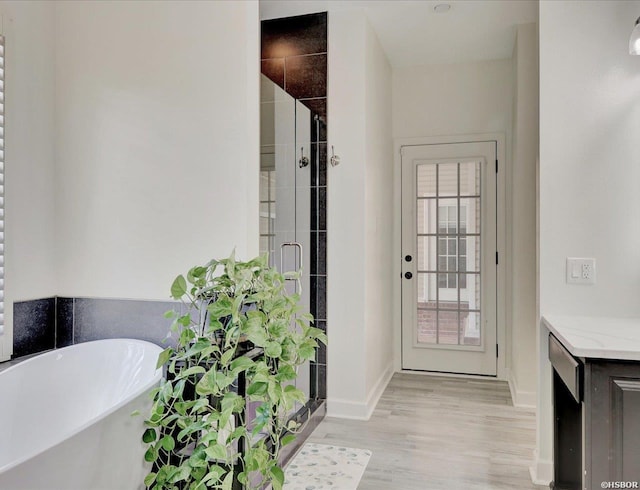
xmin=280 ymin=242 xmax=303 ymax=294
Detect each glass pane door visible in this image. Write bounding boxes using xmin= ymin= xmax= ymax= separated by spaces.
xmin=401 ymin=141 xmax=497 ymax=376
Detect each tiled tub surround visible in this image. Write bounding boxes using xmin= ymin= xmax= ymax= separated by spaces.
xmin=59 ymin=297 xmax=176 ymax=347
xmin=11 ymin=296 xmax=176 ymax=359
xmin=13 ymin=298 xmax=56 ymax=358
xmin=262 ymin=11 xmax=328 ymax=403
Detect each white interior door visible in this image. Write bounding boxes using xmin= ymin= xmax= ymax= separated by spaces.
xmin=401 ymin=142 xmax=497 ymax=376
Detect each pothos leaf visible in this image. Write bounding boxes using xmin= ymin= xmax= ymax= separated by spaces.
xmin=270 ymin=466 xmax=285 ymax=490
xmin=280 ymin=434 xmax=296 ymax=447
xmin=265 ymin=341 xmax=283 ymax=358
xmin=160 ymin=435 xmax=175 ymax=451
xmin=205 ymin=444 xmax=227 ymax=461
xmin=143 ymin=472 xmax=157 ymax=487
xmin=156 ymin=347 xmax=173 ymax=369
xmin=221 ymin=471 xmax=235 ymax=490
xmin=142 ymin=428 xmax=156 ymax=444
xmin=170 ymin=275 xmax=187 ymax=299
xmin=144 ymin=446 xmax=157 ymax=463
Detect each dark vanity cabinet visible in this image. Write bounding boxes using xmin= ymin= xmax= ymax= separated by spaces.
xmin=550 ymin=334 xmax=640 ymax=489
xmin=585 ymin=361 xmax=640 ymax=486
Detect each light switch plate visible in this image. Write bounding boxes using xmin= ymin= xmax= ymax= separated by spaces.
xmin=566 ymin=257 xmax=596 ymax=285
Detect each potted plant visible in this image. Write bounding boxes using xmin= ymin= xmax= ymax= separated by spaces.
xmin=141 ymin=252 xmax=326 ymax=490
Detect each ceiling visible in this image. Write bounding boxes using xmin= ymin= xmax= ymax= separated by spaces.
xmin=259 ymin=0 xmax=538 ymax=67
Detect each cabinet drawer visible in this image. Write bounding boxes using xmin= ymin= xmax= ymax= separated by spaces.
xmin=549 ymin=333 xmax=582 ymax=402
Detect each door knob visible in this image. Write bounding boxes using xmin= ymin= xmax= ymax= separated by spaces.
xmin=405 ymin=255 xmax=412 ymax=262
xmin=404 ymin=272 xmax=413 ymax=279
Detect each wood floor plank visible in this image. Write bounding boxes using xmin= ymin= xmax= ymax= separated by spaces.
xmin=307 ymin=373 xmax=546 ymax=489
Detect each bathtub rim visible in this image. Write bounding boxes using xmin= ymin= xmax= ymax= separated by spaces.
xmin=0 ymin=338 xmax=163 ymax=475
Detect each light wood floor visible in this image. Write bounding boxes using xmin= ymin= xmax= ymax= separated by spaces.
xmin=308 ymin=373 xmax=547 ymax=489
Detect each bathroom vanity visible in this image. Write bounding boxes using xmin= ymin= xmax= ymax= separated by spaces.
xmin=543 ymin=316 xmax=640 ymax=490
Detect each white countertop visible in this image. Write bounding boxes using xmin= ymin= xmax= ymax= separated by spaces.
xmin=542 ymin=315 xmax=640 ymax=361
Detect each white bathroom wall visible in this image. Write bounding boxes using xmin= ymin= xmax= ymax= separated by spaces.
xmin=536 ymin=0 xmax=640 ymax=483
xmin=509 ymin=22 xmax=539 ymax=408
xmin=54 ymin=0 xmax=260 ymax=300
xmin=0 ymin=1 xmax=57 ymax=359
xmin=539 ymin=2 xmax=640 ymax=316
xmin=363 ymin=19 xmax=394 ymax=400
xmin=327 ymin=9 xmax=394 ymax=419
xmin=392 ymin=59 xmax=513 ymax=377
xmin=393 ymin=59 xmax=513 ymax=139
xmin=327 ymin=9 xmax=368 ymax=417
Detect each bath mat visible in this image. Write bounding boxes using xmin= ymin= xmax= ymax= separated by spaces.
xmin=284 ymin=443 xmax=372 ymax=490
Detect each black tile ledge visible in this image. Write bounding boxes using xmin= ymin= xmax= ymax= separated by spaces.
xmin=72 ymin=297 xmax=176 ymax=347
xmin=12 ymin=296 xmax=177 ymax=359
xmin=56 ymin=297 xmax=74 ymax=348
xmin=13 ymin=298 xmax=56 ymax=358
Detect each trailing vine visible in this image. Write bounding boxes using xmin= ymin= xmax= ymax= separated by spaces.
xmin=142 ymin=253 xmax=326 ymax=490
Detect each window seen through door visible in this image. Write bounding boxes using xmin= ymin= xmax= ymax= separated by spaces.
xmin=438 ymin=205 xmax=467 ymax=289
xmin=415 ymin=160 xmax=482 ymax=346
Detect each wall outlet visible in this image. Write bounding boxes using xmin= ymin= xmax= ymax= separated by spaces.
xmin=566 ymin=257 xmax=596 ymax=285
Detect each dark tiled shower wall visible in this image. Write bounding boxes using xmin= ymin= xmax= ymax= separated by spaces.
xmin=12 ymin=297 xmax=176 ymax=358
xmin=262 ymin=12 xmax=328 ymax=401
xmin=261 ymin=13 xmax=327 ymax=118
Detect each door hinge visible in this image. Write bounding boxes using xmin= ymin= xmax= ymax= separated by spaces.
xmin=495 ymin=251 xmax=499 ymax=265
xmin=495 ymin=159 xmax=498 ymax=173
xmin=496 ymin=344 xmax=499 ymax=358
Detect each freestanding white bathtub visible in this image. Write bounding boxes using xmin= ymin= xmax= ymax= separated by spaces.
xmin=0 ymin=338 xmax=162 ymax=490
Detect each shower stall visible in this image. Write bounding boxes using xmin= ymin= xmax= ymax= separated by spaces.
xmin=259 ymin=12 xmax=328 ymax=453
xmin=259 ymin=74 xmax=322 ymax=412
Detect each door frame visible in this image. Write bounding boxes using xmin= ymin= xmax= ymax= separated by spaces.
xmin=393 ymin=133 xmax=507 ymax=380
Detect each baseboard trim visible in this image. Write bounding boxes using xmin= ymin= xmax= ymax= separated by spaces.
xmin=507 ymin=369 xmax=537 ymax=408
xmin=327 ymin=363 xmax=394 ymax=420
xmin=530 ymin=449 xmax=553 ymax=486
xmin=326 ymin=398 xmax=369 ymax=420
xmin=363 ymin=362 xmax=394 ymax=419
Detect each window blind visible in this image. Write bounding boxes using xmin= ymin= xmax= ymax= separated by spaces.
xmin=0 ymin=35 xmax=5 ymax=334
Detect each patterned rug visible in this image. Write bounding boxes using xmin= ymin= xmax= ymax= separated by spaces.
xmin=284 ymin=443 xmax=372 ymax=489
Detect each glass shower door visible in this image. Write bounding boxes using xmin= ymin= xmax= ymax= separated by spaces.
xmin=259 ymin=75 xmax=311 ymax=411
xmin=293 ymin=100 xmax=311 ymax=407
